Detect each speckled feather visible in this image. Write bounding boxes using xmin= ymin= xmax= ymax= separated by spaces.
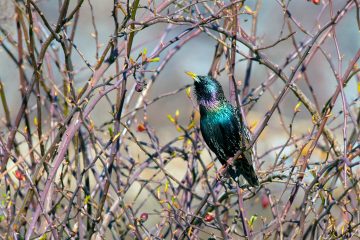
xmin=194 ymin=75 xmax=259 ymax=187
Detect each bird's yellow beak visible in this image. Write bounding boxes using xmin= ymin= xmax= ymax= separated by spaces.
xmin=185 ymin=71 xmax=199 ymax=82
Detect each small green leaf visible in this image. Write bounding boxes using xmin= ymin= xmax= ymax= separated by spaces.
xmin=164 ymin=181 xmax=169 ymax=193
xmin=108 ymin=127 xmax=114 ymax=138
xmin=84 ymin=195 xmax=91 ymax=205
xmin=167 ymin=114 xmax=175 ymax=123
xmin=248 ymin=215 xmax=258 ymax=228
xmin=33 ymin=117 xmax=38 ymax=126
xmin=294 ymin=101 xmax=302 ymax=112
xmin=39 ymin=234 xmax=47 ymax=240
xmin=147 ymin=57 xmax=160 ymax=62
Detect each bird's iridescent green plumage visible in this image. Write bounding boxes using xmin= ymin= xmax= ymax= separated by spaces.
xmin=193 ymin=75 xmax=259 ymax=187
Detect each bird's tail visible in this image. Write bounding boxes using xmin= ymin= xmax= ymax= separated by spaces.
xmin=240 ymin=161 xmax=259 ymax=187
xmin=228 ymin=156 xmax=259 ymax=187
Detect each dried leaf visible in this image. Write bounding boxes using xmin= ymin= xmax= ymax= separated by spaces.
xmin=89 ymin=119 xmax=94 ymax=131
xmin=206 ymin=162 xmax=215 ymax=171
xmin=187 ymin=120 xmax=195 ymax=130
xmin=301 ymin=141 xmax=312 ymax=157
xmin=157 ymin=186 xmax=161 ymax=199
xmin=128 ymin=224 xmax=136 ymax=231
xmin=187 ymin=226 xmax=193 ymax=236
xmin=173 ymin=202 xmax=180 ymax=209
xmin=112 ymin=132 xmax=121 ymax=142
xmin=129 ymin=57 xmax=136 ymax=65
xmin=311 ymin=115 xmax=317 ymax=124
xmin=249 ymin=120 xmax=258 ymax=131
xmin=186 ymin=87 xmax=191 ymax=98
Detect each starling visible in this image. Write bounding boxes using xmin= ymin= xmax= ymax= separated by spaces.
xmin=186 ymin=72 xmax=259 ymax=187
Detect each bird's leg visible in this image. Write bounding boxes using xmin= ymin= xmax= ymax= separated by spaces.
xmin=217 ymin=175 xmax=234 ymax=192
xmin=215 ymin=164 xmax=228 ymax=181
xmin=238 ymin=178 xmax=258 ymax=194
xmin=215 ymin=164 xmax=237 ymax=190
xmin=247 ymin=183 xmax=259 ymax=194
xmin=226 ymin=179 xmax=235 ymax=190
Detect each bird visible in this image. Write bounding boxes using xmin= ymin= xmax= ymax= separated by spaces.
xmin=186 ymin=72 xmax=259 ymax=187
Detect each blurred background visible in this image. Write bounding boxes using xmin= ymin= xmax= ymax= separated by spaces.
xmin=1 ymin=0 xmax=359 ymax=143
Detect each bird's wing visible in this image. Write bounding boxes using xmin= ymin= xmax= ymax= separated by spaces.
xmin=234 ymin=107 xmax=254 ymax=163
xmin=218 ymin=114 xmax=243 ymax=156
xmin=200 ymin=116 xmax=228 ymax=162
xmin=200 ymin=108 xmax=242 ymax=163
xmin=233 ymin=108 xmax=259 ymax=186
xmin=201 ymin=106 xmax=259 ymax=186
xmin=240 ymin=127 xmax=254 ymax=165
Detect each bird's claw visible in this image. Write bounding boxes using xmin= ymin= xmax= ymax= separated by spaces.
xmin=215 ymin=165 xmax=227 ymax=181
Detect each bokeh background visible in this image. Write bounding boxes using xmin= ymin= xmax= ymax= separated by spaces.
xmin=1 ymin=0 xmax=359 ymax=142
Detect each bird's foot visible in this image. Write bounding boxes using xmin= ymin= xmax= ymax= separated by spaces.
xmin=215 ymin=165 xmax=228 ymax=181
xmin=226 ymin=180 xmax=236 ymax=190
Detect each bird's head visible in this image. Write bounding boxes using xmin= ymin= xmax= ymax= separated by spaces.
xmin=186 ymin=72 xmax=226 ymax=107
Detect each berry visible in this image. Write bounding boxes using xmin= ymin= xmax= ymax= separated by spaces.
xmin=261 ymin=194 xmax=270 ymax=209
xmin=137 ymin=123 xmax=146 ymax=132
xmin=140 ymin=212 xmax=148 ymax=222
xmin=204 ymin=213 xmax=214 ymax=222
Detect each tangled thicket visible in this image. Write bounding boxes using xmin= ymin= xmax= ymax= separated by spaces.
xmin=0 ymin=0 xmax=359 ymax=239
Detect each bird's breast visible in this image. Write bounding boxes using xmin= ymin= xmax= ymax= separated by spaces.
xmin=200 ymin=104 xmax=233 ymax=121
